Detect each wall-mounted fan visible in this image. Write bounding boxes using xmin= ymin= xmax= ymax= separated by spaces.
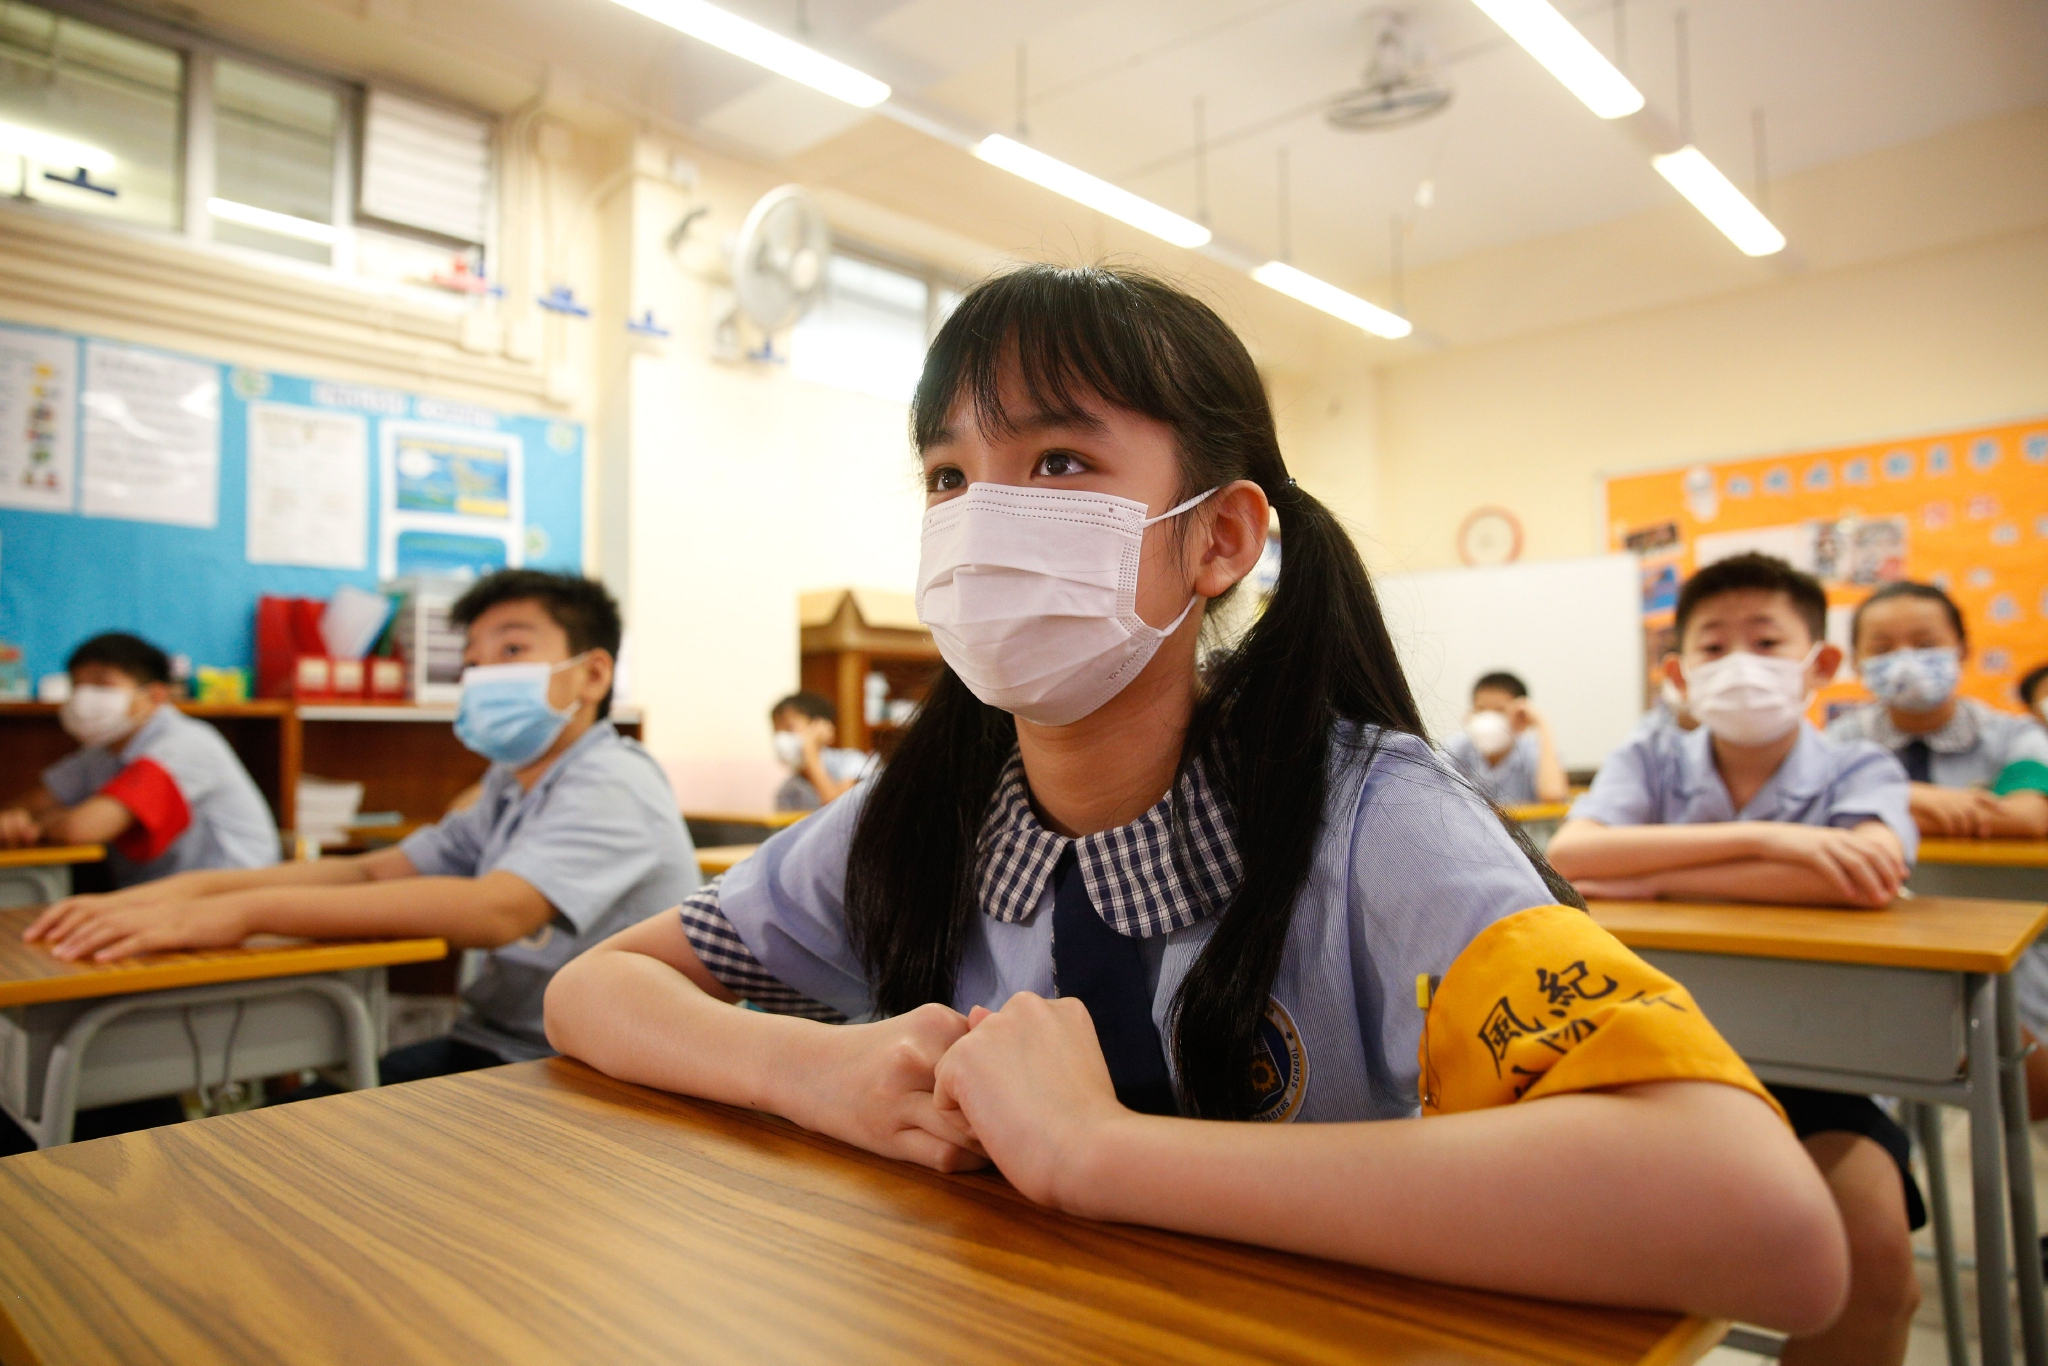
xmin=1325 ymin=9 xmax=1452 ymax=132
xmin=731 ymin=184 xmax=831 ymax=332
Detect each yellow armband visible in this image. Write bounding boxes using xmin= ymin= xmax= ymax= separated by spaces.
xmin=1419 ymin=904 xmax=1784 ymax=1124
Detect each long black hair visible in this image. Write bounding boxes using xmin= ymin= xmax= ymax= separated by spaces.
xmin=844 ymin=264 xmax=1578 ymax=1119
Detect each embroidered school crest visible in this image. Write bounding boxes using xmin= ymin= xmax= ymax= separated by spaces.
xmin=1247 ymin=998 xmax=1308 ymax=1122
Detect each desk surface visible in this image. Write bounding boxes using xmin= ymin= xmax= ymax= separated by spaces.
xmin=696 ymin=844 xmax=760 ymax=876
xmin=0 ymin=846 xmax=102 ymax=871
xmin=1588 ymin=894 xmax=2048 ymax=974
xmin=1504 ymin=801 xmax=1573 ymax=823
xmin=683 ymin=809 xmax=807 ymax=830
xmin=0 ymin=907 xmax=446 ymax=1008
xmin=1917 ymin=838 xmax=2048 ymax=870
xmin=0 ymin=1059 xmax=1718 ymax=1366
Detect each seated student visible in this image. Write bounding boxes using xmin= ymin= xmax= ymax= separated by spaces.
xmin=546 ymin=266 xmax=1847 ymax=1335
xmin=1441 ymin=671 xmax=1569 ymax=805
xmin=1548 ymin=552 xmax=1920 ymax=1366
xmin=1825 ymin=581 xmax=2048 ymax=839
xmin=26 ymin=570 xmax=698 ymax=1084
xmin=770 ymin=691 xmax=877 ymax=812
xmin=0 ymin=633 xmax=278 ymax=881
xmin=2022 ymin=662 xmax=2048 ymax=730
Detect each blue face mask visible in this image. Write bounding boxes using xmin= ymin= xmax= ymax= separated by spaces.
xmin=1860 ymin=646 xmax=1961 ymax=714
xmin=453 ymin=656 xmax=588 ymax=767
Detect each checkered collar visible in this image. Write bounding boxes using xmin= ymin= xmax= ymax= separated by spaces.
xmin=975 ymin=751 xmax=1243 ymax=939
xmin=1851 ymin=698 xmax=1982 ymax=755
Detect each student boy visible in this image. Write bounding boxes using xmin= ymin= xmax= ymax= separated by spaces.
xmin=1547 ymin=552 xmax=1919 ymax=1366
xmin=26 ymin=570 xmax=698 ymax=1084
xmin=0 ymin=633 xmax=278 ymax=883
xmin=770 ymin=691 xmax=877 ymax=812
xmin=1442 ymin=671 xmax=1568 ymax=805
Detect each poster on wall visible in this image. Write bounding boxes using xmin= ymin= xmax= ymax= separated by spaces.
xmin=245 ymin=402 xmax=370 ymax=570
xmin=79 ymin=341 xmax=221 ymax=528
xmin=377 ymin=421 xmax=524 ymax=579
xmin=1605 ymin=416 xmax=2048 ymax=715
xmin=0 ymin=327 xmax=76 ymax=513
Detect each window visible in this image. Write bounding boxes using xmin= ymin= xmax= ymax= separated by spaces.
xmin=791 ymin=253 xmax=933 ymax=405
xmin=211 ymin=58 xmax=338 ymax=264
xmin=0 ymin=3 xmax=181 ymax=230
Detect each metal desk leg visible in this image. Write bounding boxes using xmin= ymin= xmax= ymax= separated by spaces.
xmin=1972 ymin=972 xmax=2017 ymax=1365
xmin=1914 ymin=1100 xmax=1970 ymax=1366
xmin=1999 ymin=975 xmax=2048 ymax=1366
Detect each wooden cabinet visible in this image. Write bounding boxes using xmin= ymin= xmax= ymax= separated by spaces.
xmin=797 ymin=589 xmax=942 ymax=758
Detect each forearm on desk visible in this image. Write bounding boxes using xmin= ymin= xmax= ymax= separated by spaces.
xmin=1988 ymin=791 xmax=2048 ymax=839
xmin=1546 ymin=820 xmax=1762 ymax=878
xmin=1633 ymin=859 xmax=1887 ymax=907
xmin=234 ymin=868 xmax=549 ymax=947
xmin=1064 ymin=1081 xmax=1845 ymax=1333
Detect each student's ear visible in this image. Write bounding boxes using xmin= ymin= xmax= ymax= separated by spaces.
xmin=1811 ymin=642 xmax=1843 ymax=689
xmin=574 ymin=650 xmax=614 ymax=711
xmin=1191 ymin=479 xmax=1270 ymax=599
xmin=1660 ymin=654 xmax=1687 ymax=695
xmin=138 ymin=681 xmax=174 ymax=711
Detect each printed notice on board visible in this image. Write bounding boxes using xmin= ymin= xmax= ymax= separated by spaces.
xmin=246 ymin=402 xmax=369 ymax=569
xmin=378 ymin=421 xmax=524 ymax=578
xmin=0 ymin=328 xmax=77 ymax=513
xmin=80 ymin=342 xmax=220 ymax=528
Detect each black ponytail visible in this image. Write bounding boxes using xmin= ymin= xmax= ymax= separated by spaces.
xmin=844 ymin=264 xmax=1576 ymax=1119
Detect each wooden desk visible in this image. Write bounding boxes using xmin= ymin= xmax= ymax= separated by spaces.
xmin=0 ymin=847 xmax=104 ymax=910
xmin=0 ymin=1059 xmax=1721 ymax=1366
xmin=696 ymin=844 xmax=760 ymax=877
xmin=0 ymin=907 xmax=444 ymax=1149
xmin=1912 ymin=839 xmax=2048 ymax=901
xmin=1589 ymin=896 xmax=2048 ymax=1366
xmin=1503 ymin=801 xmax=1573 ymax=824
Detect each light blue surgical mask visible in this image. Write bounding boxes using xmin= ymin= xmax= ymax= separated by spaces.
xmin=1860 ymin=646 xmax=1961 ymax=714
xmin=453 ymin=655 xmax=589 ymax=767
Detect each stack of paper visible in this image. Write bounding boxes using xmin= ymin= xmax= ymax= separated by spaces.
xmin=296 ymin=777 xmax=366 ymax=849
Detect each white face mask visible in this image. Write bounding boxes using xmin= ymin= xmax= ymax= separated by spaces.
xmin=60 ymin=683 xmax=140 ymax=748
xmin=1463 ymin=709 xmax=1514 ymax=758
xmin=773 ymin=730 xmax=806 ymax=768
xmin=916 ymin=482 xmax=1218 ymax=727
xmin=1682 ymin=647 xmax=1818 ymax=746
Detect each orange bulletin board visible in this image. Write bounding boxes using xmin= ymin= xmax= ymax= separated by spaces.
xmin=1605 ymin=416 xmax=2048 ymax=718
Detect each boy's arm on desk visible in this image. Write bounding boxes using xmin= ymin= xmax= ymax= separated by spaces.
xmin=1566 ymin=820 xmax=1907 ymax=908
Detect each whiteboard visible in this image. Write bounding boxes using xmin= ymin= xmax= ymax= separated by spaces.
xmin=1376 ymin=554 xmax=1644 ymax=772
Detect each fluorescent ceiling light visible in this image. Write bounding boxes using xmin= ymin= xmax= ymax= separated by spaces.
xmin=0 ymin=120 xmax=114 ymax=173
xmin=975 ymin=134 xmax=1211 ymax=249
xmin=609 ymin=0 xmax=889 ymax=108
xmin=1468 ymin=0 xmax=1644 ymax=118
xmin=208 ymin=198 xmax=340 ymax=244
xmin=1252 ymin=262 xmax=1412 ymax=340
xmin=1651 ymin=146 xmax=1785 ymax=256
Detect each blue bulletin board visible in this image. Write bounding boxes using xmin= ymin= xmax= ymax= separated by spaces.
xmin=0 ymin=320 xmax=583 ymax=681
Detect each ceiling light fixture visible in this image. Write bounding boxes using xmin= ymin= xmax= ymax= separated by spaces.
xmin=974 ymin=134 xmax=1212 ymax=249
xmin=0 ymin=120 xmax=115 ymax=172
xmin=609 ymin=0 xmax=890 ymax=108
xmin=1252 ymin=261 xmax=1412 ymax=339
xmin=208 ymin=198 xmax=341 ymax=244
xmin=1650 ymin=146 xmax=1785 ymax=256
xmin=1467 ymin=0 xmax=1643 ymax=119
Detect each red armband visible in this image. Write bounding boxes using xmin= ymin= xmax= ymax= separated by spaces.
xmin=100 ymin=758 xmax=191 ymax=863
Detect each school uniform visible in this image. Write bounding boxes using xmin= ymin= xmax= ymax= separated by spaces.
xmin=1828 ymin=700 xmax=2048 ymax=1036
xmin=1442 ymin=730 xmax=1542 ymax=806
xmin=680 ymin=727 xmax=1776 ymax=1126
xmin=774 ymin=748 xmax=880 ymax=812
xmin=1570 ymin=720 xmax=1926 ymax=1225
xmin=399 ymin=721 xmax=699 ymax=1063
xmin=42 ymin=706 xmax=278 ymax=886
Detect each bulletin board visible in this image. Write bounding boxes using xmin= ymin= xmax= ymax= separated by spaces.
xmin=0 ymin=319 xmax=584 ymax=682
xmin=1604 ymin=416 xmax=2048 ymax=716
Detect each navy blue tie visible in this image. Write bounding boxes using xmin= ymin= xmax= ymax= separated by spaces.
xmin=1050 ymin=849 xmax=1179 ymax=1116
xmin=1900 ymin=739 xmax=1932 ymax=783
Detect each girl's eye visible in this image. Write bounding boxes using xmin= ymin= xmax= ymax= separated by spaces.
xmin=1035 ymin=451 xmax=1085 ymax=477
xmin=925 ymin=466 xmax=965 ymax=493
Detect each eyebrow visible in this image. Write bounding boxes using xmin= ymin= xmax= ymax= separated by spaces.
xmin=923 ymin=407 xmax=1111 ymax=449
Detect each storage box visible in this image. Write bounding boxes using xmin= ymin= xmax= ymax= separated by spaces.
xmin=385 ymin=577 xmax=468 ymax=704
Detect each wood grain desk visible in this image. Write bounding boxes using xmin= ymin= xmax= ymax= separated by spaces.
xmin=0 ymin=847 xmax=104 ymax=911
xmin=697 ymin=844 xmax=760 ymax=878
xmin=1912 ymin=839 xmax=2048 ymax=901
xmin=0 ymin=1059 xmax=1723 ymax=1366
xmin=0 ymin=907 xmax=444 ymax=1149
xmin=1589 ymin=896 xmax=2048 ymax=1366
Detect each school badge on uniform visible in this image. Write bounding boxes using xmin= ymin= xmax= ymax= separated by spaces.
xmin=1247 ymin=998 xmax=1308 ymax=1122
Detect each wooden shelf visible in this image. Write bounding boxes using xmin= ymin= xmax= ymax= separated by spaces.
xmin=798 ymin=589 xmax=942 ymax=756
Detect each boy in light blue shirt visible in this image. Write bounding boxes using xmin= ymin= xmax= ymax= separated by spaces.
xmin=1441 ymin=670 xmax=1568 ymax=807
xmin=1550 ymin=552 xmax=1919 ymax=1366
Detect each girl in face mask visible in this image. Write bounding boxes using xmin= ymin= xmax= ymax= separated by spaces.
xmin=543 ymin=266 xmax=1843 ymax=1332
xmin=1823 ymin=582 xmax=2048 ymax=841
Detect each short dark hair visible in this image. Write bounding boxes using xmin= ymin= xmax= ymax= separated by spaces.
xmin=1675 ymin=552 xmax=1828 ymax=646
xmin=771 ymin=690 xmax=836 ymax=724
xmin=2019 ymin=663 xmax=2048 ymax=710
xmin=1472 ymin=671 xmax=1527 ymax=699
xmin=1851 ymin=580 xmax=1967 ymax=650
xmin=451 ymin=570 xmax=622 ymax=717
xmin=67 ymin=632 xmax=171 ymax=686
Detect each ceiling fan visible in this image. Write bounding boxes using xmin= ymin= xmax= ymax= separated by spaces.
xmin=1325 ymin=9 xmax=1453 ymax=131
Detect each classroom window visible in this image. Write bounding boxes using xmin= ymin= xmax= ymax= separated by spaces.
xmin=791 ymin=253 xmax=932 ymax=405
xmin=0 ymin=3 xmax=182 ymax=231
xmin=211 ymin=58 xmax=338 ymax=266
